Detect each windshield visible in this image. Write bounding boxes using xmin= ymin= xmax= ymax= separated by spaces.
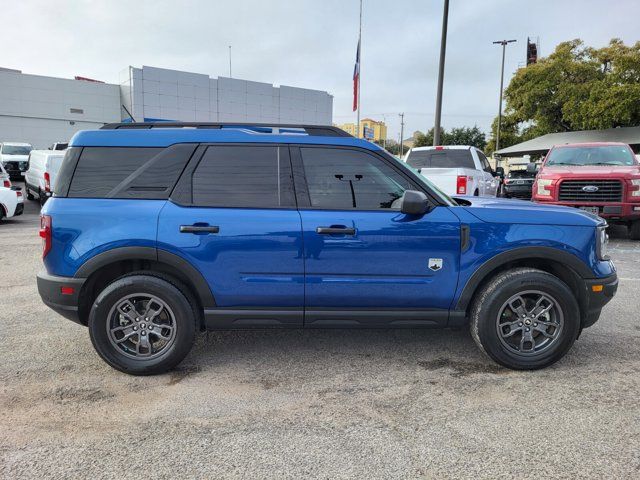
xmin=406 ymin=149 xmax=475 ymax=169
xmin=546 ymin=145 xmax=636 ymax=167
xmin=2 ymin=145 xmax=32 ymax=155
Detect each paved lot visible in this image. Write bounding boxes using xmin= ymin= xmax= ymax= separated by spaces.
xmin=1 ymin=183 xmax=639 ymax=479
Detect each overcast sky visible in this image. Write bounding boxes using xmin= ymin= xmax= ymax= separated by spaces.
xmin=1 ymin=0 xmax=638 ymax=139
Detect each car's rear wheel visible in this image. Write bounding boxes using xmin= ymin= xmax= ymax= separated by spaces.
xmin=629 ymin=220 xmax=640 ymax=240
xmin=38 ymin=189 xmax=47 ymax=207
xmin=88 ymin=274 xmax=197 ymax=375
xmin=470 ymin=268 xmax=580 ymax=370
xmin=25 ymin=185 xmax=35 ymax=200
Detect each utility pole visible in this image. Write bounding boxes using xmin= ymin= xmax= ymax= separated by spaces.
xmin=493 ymin=39 xmax=516 ymax=153
xmin=433 ymin=0 xmax=449 ymax=146
xmin=399 ymin=112 xmax=405 ymax=158
xmin=382 ymin=114 xmax=387 ymax=149
xmin=229 ymin=45 xmax=232 ymax=78
xmin=356 ymin=0 xmax=363 ymax=138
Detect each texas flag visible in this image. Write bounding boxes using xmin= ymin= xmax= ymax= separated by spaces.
xmin=353 ymin=39 xmax=360 ymax=112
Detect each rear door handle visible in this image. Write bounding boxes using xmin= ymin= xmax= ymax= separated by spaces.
xmin=179 ymin=225 xmax=220 ymax=234
xmin=316 ymin=226 xmax=356 ymax=235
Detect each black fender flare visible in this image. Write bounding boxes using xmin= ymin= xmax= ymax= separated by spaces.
xmin=74 ymin=246 xmax=216 ymax=307
xmin=455 ymin=246 xmax=592 ymax=311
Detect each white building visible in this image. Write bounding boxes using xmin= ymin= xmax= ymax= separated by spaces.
xmin=0 ymin=68 xmax=120 ymax=148
xmin=0 ymin=65 xmax=334 ymax=148
xmin=119 ymin=65 xmax=333 ymax=125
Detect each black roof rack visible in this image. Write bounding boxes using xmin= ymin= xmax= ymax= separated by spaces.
xmin=100 ymin=122 xmax=352 ymax=137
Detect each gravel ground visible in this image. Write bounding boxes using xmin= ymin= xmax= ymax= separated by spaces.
xmin=1 ymin=185 xmax=639 ymax=479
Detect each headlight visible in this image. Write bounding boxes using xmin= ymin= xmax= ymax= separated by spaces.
xmin=596 ymin=225 xmax=609 ymax=260
xmin=536 ymin=178 xmax=553 ymax=196
xmin=631 ymin=179 xmax=640 ymax=197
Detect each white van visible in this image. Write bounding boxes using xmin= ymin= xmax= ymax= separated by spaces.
xmin=24 ymin=150 xmax=65 ymax=206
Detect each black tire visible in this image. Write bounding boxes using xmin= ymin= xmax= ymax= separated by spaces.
xmin=470 ymin=267 xmax=580 ymax=370
xmin=38 ymin=189 xmax=47 ymax=208
xmin=473 ymin=189 xmax=479 ymax=196
xmin=629 ymin=221 xmax=640 ymax=240
xmin=25 ymin=184 xmax=35 ymax=201
xmin=88 ymin=274 xmax=197 ymax=375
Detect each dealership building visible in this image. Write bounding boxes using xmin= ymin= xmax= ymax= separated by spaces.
xmin=0 ymin=65 xmax=333 ymax=148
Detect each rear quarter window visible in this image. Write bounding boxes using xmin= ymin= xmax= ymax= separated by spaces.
xmin=66 ymin=145 xmax=196 ymax=199
xmin=406 ymin=149 xmax=475 ymax=169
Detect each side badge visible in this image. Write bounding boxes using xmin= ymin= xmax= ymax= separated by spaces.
xmin=429 ymin=258 xmax=443 ymax=271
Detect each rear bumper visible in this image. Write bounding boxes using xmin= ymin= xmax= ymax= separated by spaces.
xmin=535 ymin=200 xmax=640 ymax=221
xmin=582 ymin=273 xmax=618 ymax=329
xmin=37 ymin=270 xmax=86 ymax=325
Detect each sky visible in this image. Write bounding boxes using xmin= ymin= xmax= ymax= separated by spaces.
xmin=1 ymin=0 xmax=638 ymax=139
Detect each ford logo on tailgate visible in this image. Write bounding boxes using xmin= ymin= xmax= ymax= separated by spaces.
xmin=582 ymin=185 xmax=599 ymax=192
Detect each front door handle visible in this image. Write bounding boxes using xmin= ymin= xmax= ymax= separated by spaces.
xmin=180 ymin=225 xmax=220 ymax=234
xmin=316 ymin=226 xmax=356 ymax=235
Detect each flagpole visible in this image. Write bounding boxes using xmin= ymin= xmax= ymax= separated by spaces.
xmin=356 ymin=0 xmax=362 ymax=138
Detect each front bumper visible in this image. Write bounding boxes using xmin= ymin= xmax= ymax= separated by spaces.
xmin=536 ymin=200 xmax=640 ymax=221
xmin=37 ymin=270 xmax=86 ymax=325
xmin=503 ymin=184 xmax=533 ymax=199
xmin=2 ymin=161 xmax=27 ymax=179
xmin=582 ymin=272 xmax=618 ymax=329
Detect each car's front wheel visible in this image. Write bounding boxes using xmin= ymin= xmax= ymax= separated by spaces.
xmin=470 ymin=268 xmax=580 ymax=370
xmin=629 ymin=220 xmax=640 ymax=240
xmin=88 ymin=274 xmax=197 ymax=375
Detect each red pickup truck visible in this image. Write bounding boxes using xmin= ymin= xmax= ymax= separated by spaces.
xmin=532 ymin=142 xmax=640 ymax=239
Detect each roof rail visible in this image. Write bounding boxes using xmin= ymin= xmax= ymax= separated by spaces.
xmin=100 ymin=122 xmax=352 ymax=137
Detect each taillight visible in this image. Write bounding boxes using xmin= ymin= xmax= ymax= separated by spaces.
xmin=16 ymin=190 xmax=22 ymax=198
xmin=3 ymin=179 xmax=10 ymax=188
xmin=39 ymin=215 xmax=52 ymax=258
xmin=44 ymin=172 xmax=51 ymax=193
xmin=456 ymin=175 xmax=468 ymax=195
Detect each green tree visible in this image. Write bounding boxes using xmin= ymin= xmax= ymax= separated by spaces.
xmin=412 ymin=126 xmax=487 ymax=150
xmin=490 ymin=38 xmax=640 ymax=151
xmin=374 ymin=139 xmax=403 ymax=156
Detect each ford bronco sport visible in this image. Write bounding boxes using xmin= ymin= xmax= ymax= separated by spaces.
xmin=37 ymin=123 xmax=618 ymax=375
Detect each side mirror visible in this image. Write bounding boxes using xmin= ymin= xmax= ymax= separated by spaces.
xmin=526 ymin=163 xmax=538 ymax=174
xmin=401 ymin=190 xmax=430 ymax=215
xmin=495 ymin=166 xmax=505 ymax=178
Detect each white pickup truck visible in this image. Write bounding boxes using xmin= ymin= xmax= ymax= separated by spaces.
xmin=404 ymin=145 xmax=501 ymax=197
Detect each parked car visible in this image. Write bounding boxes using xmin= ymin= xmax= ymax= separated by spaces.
xmin=532 ymin=142 xmax=640 ymax=239
xmin=502 ymin=165 xmax=537 ymax=199
xmin=0 ymin=184 xmax=24 ymax=221
xmin=404 ymin=145 xmax=501 ymax=197
xmin=37 ymin=122 xmax=617 ymax=375
xmin=0 ymin=162 xmax=11 ymax=188
xmin=24 ymin=150 xmax=65 ymax=206
xmin=0 ymin=142 xmax=33 ymax=180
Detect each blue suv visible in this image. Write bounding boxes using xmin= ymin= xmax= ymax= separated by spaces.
xmin=37 ymin=122 xmax=618 ymax=375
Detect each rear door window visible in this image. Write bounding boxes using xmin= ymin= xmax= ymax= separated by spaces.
xmin=191 ymin=145 xmax=294 ymax=208
xmin=406 ymin=149 xmax=475 ymax=169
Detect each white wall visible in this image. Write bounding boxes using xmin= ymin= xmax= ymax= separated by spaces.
xmin=120 ymin=66 xmax=333 ymax=125
xmin=0 ymin=70 xmax=120 ymax=148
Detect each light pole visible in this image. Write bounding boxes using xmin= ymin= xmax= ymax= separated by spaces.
xmin=399 ymin=112 xmax=405 ymax=158
xmin=493 ymin=39 xmax=516 ymax=153
xmin=433 ymin=0 xmax=449 ymax=146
